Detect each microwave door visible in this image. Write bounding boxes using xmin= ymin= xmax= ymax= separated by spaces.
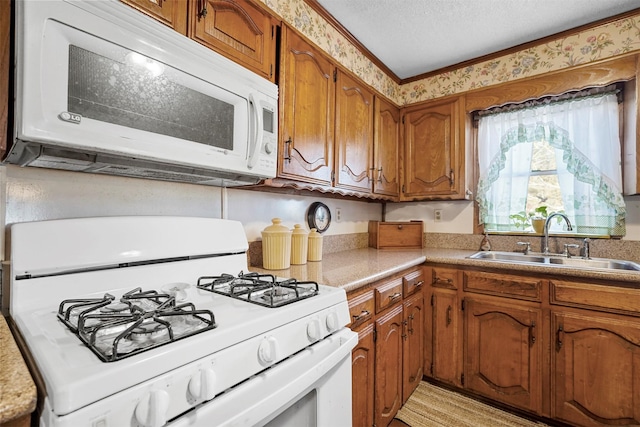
xmin=18 ymin=16 xmax=251 ymax=173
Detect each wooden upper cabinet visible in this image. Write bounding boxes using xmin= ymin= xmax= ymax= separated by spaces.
xmin=279 ymin=27 xmax=334 ymax=186
xmin=334 ymin=70 xmax=374 ymax=193
xmin=373 ymin=97 xmax=400 ymax=197
xmin=121 ymin=0 xmax=188 ymax=34
xmin=190 ymin=0 xmax=277 ymax=81
xmin=401 ymin=96 xmax=465 ymax=200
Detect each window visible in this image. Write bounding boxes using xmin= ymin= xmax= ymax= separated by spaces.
xmin=476 ymin=87 xmax=626 ymax=237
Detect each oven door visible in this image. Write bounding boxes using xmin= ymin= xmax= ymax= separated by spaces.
xmin=169 ymin=328 xmax=358 ymax=427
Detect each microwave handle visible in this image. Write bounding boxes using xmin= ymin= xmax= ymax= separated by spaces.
xmin=247 ymin=94 xmax=262 ymax=170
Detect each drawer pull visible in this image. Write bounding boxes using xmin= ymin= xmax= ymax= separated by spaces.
xmin=414 ymin=280 xmax=424 ymax=289
xmin=556 ymin=325 xmax=564 ymax=350
xmin=446 ymin=305 xmax=452 ymax=326
xmin=434 ymin=277 xmax=453 ymax=285
xmin=397 ymin=225 xmax=403 ymax=230
xmin=389 ymin=292 xmax=402 ymax=301
xmin=352 ymin=310 xmax=370 ymax=322
xmin=529 ymin=321 xmax=536 ymax=345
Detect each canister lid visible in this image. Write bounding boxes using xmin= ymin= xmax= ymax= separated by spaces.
xmin=292 ymin=224 xmax=308 ymax=235
xmin=261 ymin=218 xmax=291 ymax=235
xmin=308 ymin=228 xmax=322 ymax=239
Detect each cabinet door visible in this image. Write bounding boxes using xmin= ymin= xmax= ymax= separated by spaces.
xmin=464 ymin=297 xmax=542 ymax=413
xmin=334 ymin=71 xmax=374 ymax=193
xmin=190 ymin=0 xmax=276 ymax=81
xmin=375 ymin=304 xmax=403 ymax=427
xmin=401 ymin=96 xmax=464 ymax=200
xmin=0 ymin=0 xmax=9 ymax=156
xmin=552 ymin=311 xmax=640 ymax=426
xmin=403 ymin=292 xmax=424 ymax=402
xmin=429 ymin=288 xmax=461 ymax=387
xmin=373 ymin=97 xmax=400 ymax=197
xmin=120 ymin=0 xmax=188 ymax=34
xmin=279 ymin=28 xmax=334 ymax=186
xmin=352 ymin=323 xmax=375 ymax=427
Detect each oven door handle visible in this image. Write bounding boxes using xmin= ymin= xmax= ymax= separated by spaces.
xmin=168 ymin=328 xmax=358 ymax=427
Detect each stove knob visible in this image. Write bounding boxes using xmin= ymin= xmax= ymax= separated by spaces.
xmin=134 ymin=389 xmax=170 ymax=427
xmin=326 ymin=311 xmax=339 ymax=332
xmin=188 ymin=368 xmax=216 ymax=401
xmin=258 ymin=336 xmax=278 ymax=364
xmin=307 ymin=319 xmax=321 ymax=342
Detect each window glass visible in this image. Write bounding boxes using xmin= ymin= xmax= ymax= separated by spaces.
xmin=476 ymin=91 xmax=625 ymax=237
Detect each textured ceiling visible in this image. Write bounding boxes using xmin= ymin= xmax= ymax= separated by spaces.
xmin=315 ymin=0 xmax=640 ymax=79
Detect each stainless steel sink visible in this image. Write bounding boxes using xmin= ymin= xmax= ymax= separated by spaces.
xmin=467 ymin=251 xmax=640 ymax=271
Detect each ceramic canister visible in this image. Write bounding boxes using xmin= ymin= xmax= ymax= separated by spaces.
xmin=307 ymin=228 xmax=323 ymax=262
xmin=261 ymin=218 xmax=292 ymax=270
xmin=290 ymin=224 xmax=309 ymax=265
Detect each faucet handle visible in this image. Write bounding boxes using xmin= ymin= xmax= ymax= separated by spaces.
xmin=582 ymin=238 xmax=591 ymax=259
xmin=563 ymin=243 xmax=580 ymax=258
xmin=516 ymin=241 xmax=531 ymax=255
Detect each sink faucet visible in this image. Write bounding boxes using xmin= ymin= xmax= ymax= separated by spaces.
xmin=543 ymin=213 xmax=573 ymax=255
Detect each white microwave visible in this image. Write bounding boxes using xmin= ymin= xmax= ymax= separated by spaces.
xmin=8 ymin=0 xmax=278 ymax=186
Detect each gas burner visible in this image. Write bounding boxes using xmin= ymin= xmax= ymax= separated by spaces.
xmin=57 ymin=287 xmax=217 ymax=362
xmin=130 ymin=322 xmax=170 ymax=342
xmin=197 ymin=272 xmax=319 ymax=308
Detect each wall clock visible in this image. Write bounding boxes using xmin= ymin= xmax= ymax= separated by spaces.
xmin=307 ymin=202 xmax=331 ymax=233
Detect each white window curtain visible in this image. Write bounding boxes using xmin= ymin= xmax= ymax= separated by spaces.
xmin=476 ymin=92 xmax=626 ymax=236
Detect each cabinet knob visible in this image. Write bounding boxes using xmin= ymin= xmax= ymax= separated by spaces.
xmin=397 ymin=225 xmax=403 ymax=230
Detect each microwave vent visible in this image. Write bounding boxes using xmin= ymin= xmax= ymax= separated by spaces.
xmin=4 ymin=140 xmax=262 ymax=187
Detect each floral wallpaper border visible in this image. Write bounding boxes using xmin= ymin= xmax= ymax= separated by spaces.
xmin=263 ymin=0 xmax=640 ymax=106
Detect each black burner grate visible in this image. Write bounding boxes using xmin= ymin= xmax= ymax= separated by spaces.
xmin=197 ymin=271 xmax=319 ymax=308
xmin=57 ymin=287 xmax=216 ymax=362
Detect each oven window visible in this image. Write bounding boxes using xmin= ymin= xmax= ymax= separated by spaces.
xmin=67 ymin=45 xmax=234 ymax=150
xmin=264 ymin=389 xmax=317 ymax=427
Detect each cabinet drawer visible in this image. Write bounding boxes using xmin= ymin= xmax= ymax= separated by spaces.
xmin=550 ymin=280 xmax=640 ymax=316
xmin=368 ymin=221 xmax=423 ymax=249
xmin=375 ymin=277 xmax=403 ymax=313
xmin=403 ymin=268 xmax=425 ymax=297
xmin=430 ymin=267 xmax=458 ymax=289
xmin=348 ymin=290 xmax=375 ymax=328
xmin=463 ymin=271 xmax=542 ymax=301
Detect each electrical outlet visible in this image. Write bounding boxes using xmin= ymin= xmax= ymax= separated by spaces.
xmin=434 ymin=209 xmax=442 ymax=222
xmin=336 ymin=207 xmax=342 ymax=222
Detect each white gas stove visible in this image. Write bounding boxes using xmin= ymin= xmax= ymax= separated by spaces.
xmin=8 ymin=216 xmax=357 ymax=427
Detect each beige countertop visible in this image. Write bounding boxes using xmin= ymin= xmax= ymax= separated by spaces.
xmin=0 ymin=316 xmax=36 ymax=426
xmin=251 ymin=247 xmax=640 ymax=292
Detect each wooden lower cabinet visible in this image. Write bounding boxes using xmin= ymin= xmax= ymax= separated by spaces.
xmin=352 ymin=323 xmax=375 ymax=427
xmin=428 ymin=287 xmax=460 ymax=387
xmin=348 ymin=266 xmax=425 ymax=427
xmin=402 ymin=292 xmax=424 ymax=402
xmin=375 ymin=304 xmax=404 ymax=427
xmin=464 ymin=296 xmax=543 ymax=414
xmin=552 ymin=311 xmax=640 ymax=426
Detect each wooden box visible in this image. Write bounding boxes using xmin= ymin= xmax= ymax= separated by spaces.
xmin=368 ymin=221 xmax=424 ymax=249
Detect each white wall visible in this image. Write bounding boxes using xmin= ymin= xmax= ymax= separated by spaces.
xmin=2 ymin=165 xmax=639 ymax=263
xmin=0 ymin=166 xmax=382 ymax=259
